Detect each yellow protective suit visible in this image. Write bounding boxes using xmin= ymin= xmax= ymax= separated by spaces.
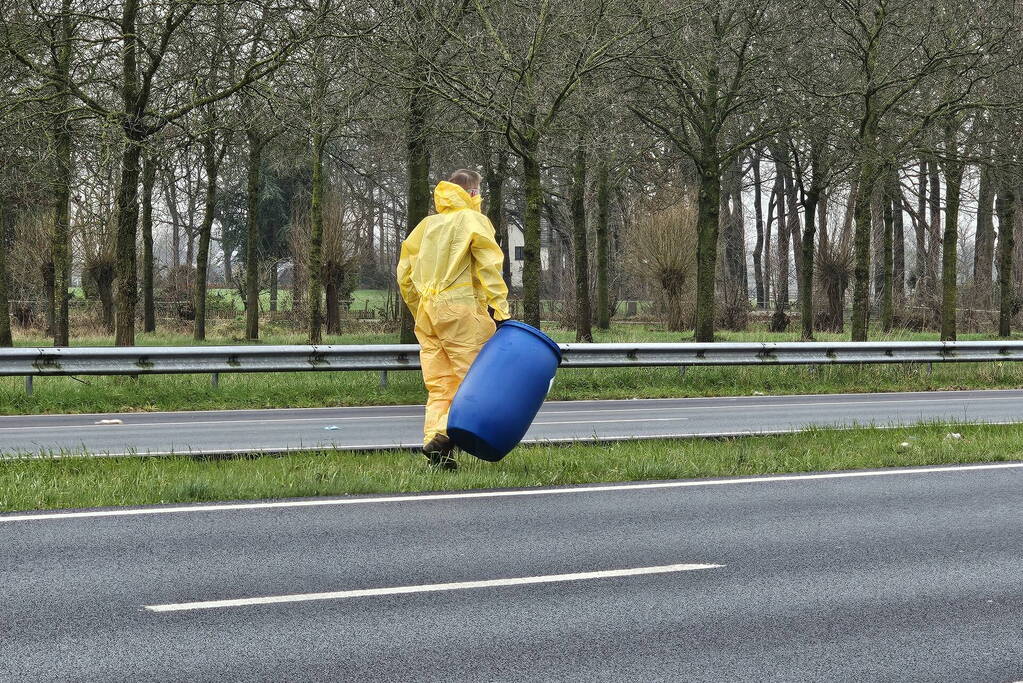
xmin=397 ymin=181 xmax=510 ymax=446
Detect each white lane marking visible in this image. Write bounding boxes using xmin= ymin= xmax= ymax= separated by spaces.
xmin=144 ymin=563 xmax=722 ymax=612
xmin=1 ymin=394 xmax=1019 ymax=433
xmin=0 ymin=407 xmax=691 ymax=432
xmin=3 ymin=461 xmax=1021 ymax=523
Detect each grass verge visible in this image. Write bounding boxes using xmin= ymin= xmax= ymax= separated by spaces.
xmin=2 ymin=422 xmax=1019 ymax=513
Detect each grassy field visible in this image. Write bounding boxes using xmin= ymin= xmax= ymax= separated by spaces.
xmin=202 ymin=288 xmax=392 ymax=313
xmin=3 ymin=324 xmax=1023 ymax=415
xmin=1 ymin=422 xmax=1018 ymax=512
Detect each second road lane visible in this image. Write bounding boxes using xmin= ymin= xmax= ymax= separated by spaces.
xmin=1 ymin=389 xmax=1022 ymax=457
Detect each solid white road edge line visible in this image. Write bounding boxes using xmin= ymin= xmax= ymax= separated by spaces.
xmin=3 ymin=461 xmax=1021 ymax=523
xmin=144 ymin=563 xmax=723 ymax=612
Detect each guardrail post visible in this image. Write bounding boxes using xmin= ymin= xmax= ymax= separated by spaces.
xmin=211 ymin=372 xmax=219 ymax=388
xmin=24 ymin=375 xmax=32 ymax=397
xmin=379 ymin=371 xmax=389 ymax=388
xmin=678 ymin=366 xmax=687 ymax=378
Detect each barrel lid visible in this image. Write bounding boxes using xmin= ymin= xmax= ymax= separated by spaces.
xmin=501 ymin=320 xmax=563 ymax=362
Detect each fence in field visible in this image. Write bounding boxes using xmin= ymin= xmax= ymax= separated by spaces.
xmin=4 ymin=340 xmax=1023 ymax=395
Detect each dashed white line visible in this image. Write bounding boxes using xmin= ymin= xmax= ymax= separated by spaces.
xmin=144 ymin=562 xmax=723 ymax=612
xmin=0 ymin=394 xmax=1018 ymax=433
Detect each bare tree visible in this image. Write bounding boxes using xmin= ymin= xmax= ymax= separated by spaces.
xmin=633 ymin=3 xmax=781 ymax=341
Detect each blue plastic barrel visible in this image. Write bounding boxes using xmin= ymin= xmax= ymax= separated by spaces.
xmin=447 ymin=321 xmax=562 ymax=461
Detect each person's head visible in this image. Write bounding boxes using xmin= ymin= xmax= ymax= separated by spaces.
xmin=448 ymin=169 xmax=482 ymax=197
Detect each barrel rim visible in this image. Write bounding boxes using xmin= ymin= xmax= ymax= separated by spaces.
xmin=500 ymin=321 xmax=563 ymax=362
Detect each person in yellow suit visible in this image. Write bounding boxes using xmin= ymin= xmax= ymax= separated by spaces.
xmin=397 ymin=169 xmax=511 ymax=470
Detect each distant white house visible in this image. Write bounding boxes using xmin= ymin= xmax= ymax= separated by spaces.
xmin=505 ymin=220 xmax=551 ymax=290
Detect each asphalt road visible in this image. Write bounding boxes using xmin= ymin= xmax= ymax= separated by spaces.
xmin=2 ymin=462 xmax=1021 ymax=681
xmin=2 ymin=389 xmax=1023 ymax=457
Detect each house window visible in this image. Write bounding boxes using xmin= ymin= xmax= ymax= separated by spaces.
xmin=515 ymin=246 xmax=525 ymax=261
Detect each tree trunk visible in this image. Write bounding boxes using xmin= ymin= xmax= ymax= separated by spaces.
xmin=401 ymin=86 xmax=431 ymax=343
xmin=244 ymin=128 xmax=262 ymax=341
xmin=307 ymin=70 xmax=326 ymax=344
xmin=172 ymin=187 xmax=181 ymax=269
xmin=484 ymin=146 xmax=512 ymax=289
xmin=114 ymin=0 xmax=142 ymax=347
xmin=851 ymin=163 xmax=877 ymax=341
xmin=571 ymin=141 xmax=592 ymax=342
xmin=291 ymin=256 xmax=302 ymax=315
xmin=891 ymin=169 xmax=905 ymax=304
xmin=721 ymin=157 xmax=747 ymax=292
xmin=940 ymin=156 xmax=964 ymax=341
xmin=223 ymin=243 xmax=233 ymax=283
xmin=51 ymin=0 xmax=73 ymax=347
xmin=996 ymin=184 xmax=1015 ymax=337
xmin=914 ymin=159 xmax=928 ymax=292
xmin=194 ymin=133 xmax=221 ymax=342
xmin=269 ymin=261 xmax=278 ymax=313
xmin=141 ymin=154 xmax=157 ymax=333
xmin=785 ymin=168 xmax=802 ymax=305
xmin=113 ymin=135 xmax=142 ymax=347
xmin=800 ymin=187 xmax=821 ymax=341
xmin=595 ymin=160 xmax=611 ymax=329
xmin=325 ymin=268 xmax=342 ymax=335
xmin=521 ymin=132 xmax=543 ymax=328
xmin=0 ymin=199 xmax=11 ymax=346
xmin=92 ymin=265 xmax=115 ymax=333
xmin=752 ymin=151 xmax=765 ymax=309
xmin=774 ymin=162 xmax=790 ymax=312
xmin=974 ymin=161 xmax=995 ymax=301
xmin=1013 ymin=184 xmax=1023 ymax=288
xmin=927 ymin=159 xmax=942 ymax=299
xmin=871 ymin=184 xmax=885 ymax=296
xmin=880 ymin=191 xmax=894 ymax=332
xmin=694 ymin=160 xmax=722 ymax=343
xmin=764 ymin=177 xmax=775 ymax=307
xmin=41 ymin=260 xmax=55 ymax=336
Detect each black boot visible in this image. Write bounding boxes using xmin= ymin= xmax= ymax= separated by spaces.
xmin=423 ymin=435 xmax=457 ymax=471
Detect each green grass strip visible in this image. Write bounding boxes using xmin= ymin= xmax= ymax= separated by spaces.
xmin=2 ymin=423 xmax=1020 ymax=513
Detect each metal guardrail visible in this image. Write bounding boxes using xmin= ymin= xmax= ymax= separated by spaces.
xmin=3 ymin=340 xmax=1023 ymax=380
xmin=558 ymin=341 xmax=1023 ymax=367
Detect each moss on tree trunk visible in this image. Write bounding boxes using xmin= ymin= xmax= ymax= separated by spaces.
xmin=850 ymin=163 xmax=877 ymax=342
xmin=693 ymin=164 xmax=721 ymax=343
xmin=596 ymin=160 xmax=611 ymax=330
xmin=522 ymin=134 xmax=543 ymax=328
